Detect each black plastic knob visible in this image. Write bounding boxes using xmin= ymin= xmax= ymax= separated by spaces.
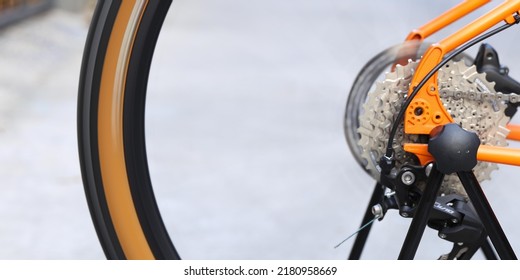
xmin=428 ymin=123 xmax=480 ymax=175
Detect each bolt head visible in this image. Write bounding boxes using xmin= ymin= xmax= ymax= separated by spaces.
xmin=371 ymin=204 xmax=383 ymax=219
xmin=401 ymin=171 xmax=416 ymax=186
xmin=439 ymin=233 xmax=447 ymax=239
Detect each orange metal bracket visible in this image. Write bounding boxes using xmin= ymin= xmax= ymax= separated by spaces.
xmin=404 ymin=143 xmax=520 ymax=167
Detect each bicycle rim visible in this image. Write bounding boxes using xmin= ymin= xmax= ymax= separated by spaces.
xmin=77 ymin=0 xmax=179 ymax=259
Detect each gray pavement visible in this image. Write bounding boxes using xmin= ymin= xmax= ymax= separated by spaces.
xmin=1 ymin=0 xmax=520 ymax=259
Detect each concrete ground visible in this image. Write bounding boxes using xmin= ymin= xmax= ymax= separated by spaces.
xmin=1 ymin=0 xmax=520 ymax=259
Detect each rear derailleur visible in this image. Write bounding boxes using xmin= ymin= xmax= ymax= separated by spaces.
xmin=375 ymin=163 xmax=487 ymax=260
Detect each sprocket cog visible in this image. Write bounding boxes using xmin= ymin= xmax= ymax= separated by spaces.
xmin=357 ymin=60 xmax=510 ymax=195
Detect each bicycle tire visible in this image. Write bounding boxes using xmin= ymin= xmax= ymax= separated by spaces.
xmin=78 ymin=0 xmax=179 ymax=260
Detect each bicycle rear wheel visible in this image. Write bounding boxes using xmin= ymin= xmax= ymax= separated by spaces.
xmin=77 ymin=0 xmax=179 ymax=259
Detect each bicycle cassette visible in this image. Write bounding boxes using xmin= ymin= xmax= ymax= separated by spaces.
xmin=357 ymin=60 xmax=510 ymax=196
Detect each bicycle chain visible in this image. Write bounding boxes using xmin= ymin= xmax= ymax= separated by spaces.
xmin=358 ymin=60 xmax=513 ymax=196
xmin=439 ymin=80 xmax=520 ymax=104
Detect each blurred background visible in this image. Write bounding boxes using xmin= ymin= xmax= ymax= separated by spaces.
xmin=1 ymin=0 xmax=520 ymax=259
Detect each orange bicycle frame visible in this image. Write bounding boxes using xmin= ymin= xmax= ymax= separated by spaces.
xmin=397 ymin=0 xmax=520 ymax=167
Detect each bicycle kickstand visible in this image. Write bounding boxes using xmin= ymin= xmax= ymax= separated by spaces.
xmin=348 ymin=183 xmax=384 ymax=260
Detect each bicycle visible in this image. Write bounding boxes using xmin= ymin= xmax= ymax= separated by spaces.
xmin=78 ymin=0 xmax=520 ymax=259
xmin=345 ymin=0 xmax=520 ymax=259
